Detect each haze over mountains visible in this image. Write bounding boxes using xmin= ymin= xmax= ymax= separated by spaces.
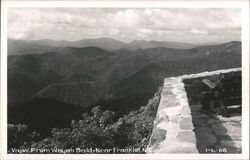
xmin=8 ymin=38 xmax=201 ymax=55
xmin=7 ymin=38 xmax=241 ymax=136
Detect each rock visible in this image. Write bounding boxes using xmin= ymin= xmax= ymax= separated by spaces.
xmin=148 ymin=128 xmax=167 ymax=147
xmin=180 ymin=105 xmax=191 ymax=116
xmin=211 ymin=123 xmax=228 ymax=135
xmin=189 ymin=105 xmax=202 ymax=112
xmin=161 ymin=88 xmax=173 ymax=96
xmin=221 ymin=122 xmax=241 ymax=136
xmin=154 ymin=111 xmax=169 ymax=126
xmin=164 ymin=78 xmax=179 ymax=85
xmin=178 ymin=131 xmax=196 ymax=143
xmin=170 ymin=116 xmax=179 ymax=123
xmin=207 ymin=118 xmax=221 ymax=125
xmin=192 ymin=118 xmax=207 ymax=127
xmin=216 ymin=134 xmax=242 ymax=141
xmin=163 ymin=98 xmax=180 ymax=108
xmin=230 ymin=135 xmax=242 ymax=141
xmin=179 ymin=117 xmax=193 ymax=130
xmin=215 ymin=115 xmax=241 ymax=122
xmin=211 ymin=122 xmax=241 ymax=136
xmin=191 ymin=112 xmax=209 ymax=119
xmin=195 ymin=127 xmax=217 ymax=144
xmin=220 ymin=140 xmax=241 ymax=148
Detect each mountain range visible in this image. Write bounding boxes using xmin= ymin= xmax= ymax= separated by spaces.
xmin=8 ymin=37 xmax=200 ymax=55
xmin=7 ymin=38 xmax=241 ymax=136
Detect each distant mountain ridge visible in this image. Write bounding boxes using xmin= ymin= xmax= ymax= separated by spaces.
xmin=8 ymin=37 xmax=199 ymax=55
xmin=8 ymin=40 xmax=241 ymax=106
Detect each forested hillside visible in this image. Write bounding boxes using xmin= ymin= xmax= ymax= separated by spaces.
xmin=7 ymin=40 xmax=241 ymax=151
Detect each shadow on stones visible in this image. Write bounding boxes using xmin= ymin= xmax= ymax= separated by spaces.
xmin=183 ymin=73 xmax=242 ymax=154
xmin=191 ymin=107 xmax=241 ymax=154
xmin=148 ymin=128 xmax=166 ymax=150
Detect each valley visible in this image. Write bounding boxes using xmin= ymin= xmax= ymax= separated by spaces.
xmin=8 ymin=38 xmax=241 ymax=140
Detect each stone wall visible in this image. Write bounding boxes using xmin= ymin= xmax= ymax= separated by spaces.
xmin=146 ymin=68 xmax=241 ymax=153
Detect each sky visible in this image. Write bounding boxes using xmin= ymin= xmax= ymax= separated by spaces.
xmin=8 ymin=8 xmax=241 ymax=44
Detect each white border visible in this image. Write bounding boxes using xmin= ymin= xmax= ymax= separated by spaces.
xmin=5 ymin=0 xmax=249 ymax=8
xmin=1 ymin=1 xmax=249 ymax=160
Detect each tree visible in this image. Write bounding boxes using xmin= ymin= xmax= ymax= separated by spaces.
xmin=8 ymin=124 xmax=40 ymax=150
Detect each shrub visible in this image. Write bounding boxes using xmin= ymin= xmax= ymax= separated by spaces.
xmin=8 ymin=124 xmax=40 ymax=150
xmin=8 ymin=87 xmax=162 ymax=153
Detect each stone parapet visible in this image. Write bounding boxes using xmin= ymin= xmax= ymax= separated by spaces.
xmin=146 ymin=68 xmax=241 ymax=154
xmin=146 ymin=77 xmax=198 ymax=153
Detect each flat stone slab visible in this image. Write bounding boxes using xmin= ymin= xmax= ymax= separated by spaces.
xmin=191 ymin=112 xmax=209 ymax=119
xmin=216 ymin=134 xmax=242 ymax=141
xmin=192 ymin=118 xmax=207 ymax=127
xmin=222 ymin=122 xmax=241 ymax=136
xmin=178 ymin=131 xmax=196 ymax=143
xmin=162 ymin=99 xmax=180 ymax=108
xmin=149 ymin=128 xmax=167 ymax=147
xmin=180 ymin=104 xmax=191 ymax=116
xmin=190 ymin=104 xmax=202 ymax=112
xmin=220 ymin=140 xmax=241 ymax=148
xmin=214 ymin=114 xmax=242 ymax=122
xmin=195 ymin=127 xmax=217 ymax=144
xmin=161 ymin=88 xmax=174 ymax=95
xmin=210 ymin=123 xmax=228 ymax=135
xmin=180 ymin=117 xmax=193 ymax=130
xmin=211 ymin=122 xmax=241 ymax=136
xmin=207 ymin=118 xmax=221 ymax=125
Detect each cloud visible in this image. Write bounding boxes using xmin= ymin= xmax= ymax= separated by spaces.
xmin=8 ymin=8 xmax=241 ymax=43
xmin=190 ymin=29 xmax=208 ymax=35
xmin=8 ymin=27 xmax=36 ymax=40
